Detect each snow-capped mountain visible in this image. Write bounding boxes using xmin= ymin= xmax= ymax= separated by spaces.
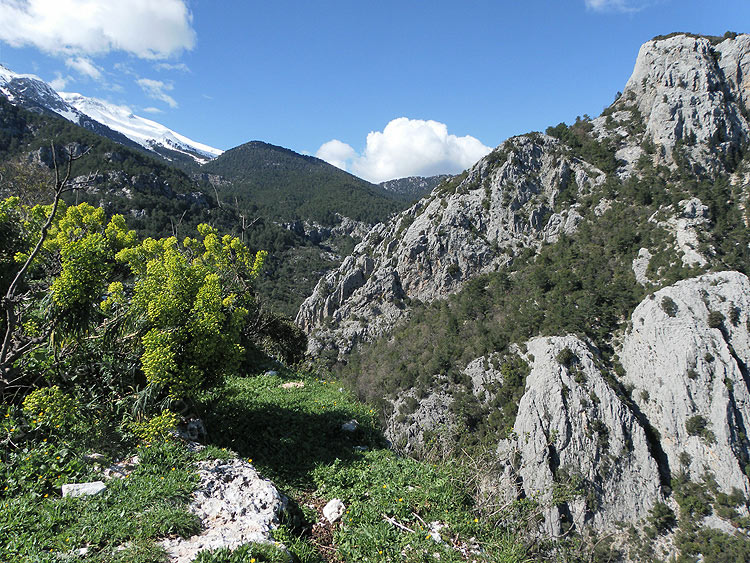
xmin=60 ymin=93 xmax=222 ymax=163
xmin=0 ymin=64 xmax=221 ymax=164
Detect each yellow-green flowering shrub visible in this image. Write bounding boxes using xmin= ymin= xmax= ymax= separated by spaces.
xmin=131 ymin=409 xmax=181 ymax=442
xmin=21 ymin=386 xmax=78 ymax=428
xmin=115 ymin=225 xmax=266 ymax=399
xmin=44 ymin=203 xmax=136 ymax=327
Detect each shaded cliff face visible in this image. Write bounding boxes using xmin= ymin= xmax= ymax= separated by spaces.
xmin=296 ymin=134 xmax=600 ymax=356
xmin=297 ymin=33 xmax=750 ymax=360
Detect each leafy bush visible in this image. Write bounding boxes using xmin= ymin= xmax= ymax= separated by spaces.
xmin=647 ymin=501 xmax=676 ymax=533
xmin=115 ymin=225 xmax=267 ymax=398
xmin=21 ymin=386 xmax=79 ymax=429
xmin=707 ymin=311 xmax=725 ymax=329
xmin=556 ymin=347 xmax=576 ymax=367
xmin=686 ymin=415 xmax=715 ymax=443
xmin=660 ymin=296 xmax=678 ymax=317
xmin=131 ymin=410 xmax=181 ymax=442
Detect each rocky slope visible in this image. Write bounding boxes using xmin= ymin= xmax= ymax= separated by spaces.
xmin=593 ymin=33 xmax=750 ymax=176
xmin=621 ymin=271 xmax=750 ymax=501
xmin=297 ymin=134 xmax=602 ymax=356
xmin=297 ymin=33 xmax=750 ymax=555
xmin=297 ymin=33 xmax=750 ymax=359
xmin=385 ymin=272 xmax=750 ymax=541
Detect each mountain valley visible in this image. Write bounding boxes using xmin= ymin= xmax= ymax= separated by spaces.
xmin=2 ymin=30 xmax=750 ymax=563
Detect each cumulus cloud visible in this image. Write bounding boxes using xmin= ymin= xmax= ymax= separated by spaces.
xmin=137 ymin=78 xmax=177 ymax=108
xmin=316 ymin=117 xmax=491 ymax=183
xmin=584 ymin=0 xmax=651 ymax=12
xmin=0 ymin=0 xmax=195 ymax=59
xmin=65 ymin=56 xmax=101 ymax=80
xmin=316 ymin=139 xmax=358 ymax=171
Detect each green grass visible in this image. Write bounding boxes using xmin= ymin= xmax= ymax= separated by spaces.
xmin=0 ymin=440 xmax=226 ymax=562
xmin=196 ymin=370 xmax=385 ymax=491
xmin=197 ymin=369 xmax=533 ymax=562
xmin=2 ymin=368 xmax=533 ymax=562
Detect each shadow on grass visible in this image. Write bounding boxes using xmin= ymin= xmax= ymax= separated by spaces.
xmin=198 ymin=386 xmax=386 ymax=490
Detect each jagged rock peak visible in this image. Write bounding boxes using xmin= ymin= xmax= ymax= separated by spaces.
xmin=296 ymin=134 xmax=602 ymax=357
xmin=617 ymin=33 xmax=750 ymax=170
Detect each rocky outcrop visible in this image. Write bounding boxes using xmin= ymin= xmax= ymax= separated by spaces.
xmin=282 ymin=214 xmax=371 ymax=246
xmin=621 ymin=271 xmax=750 ymax=501
xmin=384 ymin=383 xmax=456 ymax=455
xmin=594 ymin=34 xmax=750 ymax=176
xmin=500 ymin=336 xmax=664 ymax=536
xmin=297 ymin=134 xmax=604 ymax=356
xmin=489 ymin=273 xmax=750 ymax=536
xmin=161 ymin=459 xmax=287 ymax=562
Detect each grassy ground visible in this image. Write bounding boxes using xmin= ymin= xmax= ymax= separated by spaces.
xmin=1 ymin=367 xmax=532 ymax=562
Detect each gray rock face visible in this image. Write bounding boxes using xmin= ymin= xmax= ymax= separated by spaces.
xmin=61 ymin=481 xmax=107 ymax=497
xmin=385 ymin=353 xmax=507 ymax=456
xmin=632 ymin=247 xmax=653 ymax=286
xmin=161 ymin=459 xmax=287 ymax=562
xmin=621 ymin=271 xmax=750 ymax=501
xmin=616 ymin=34 xmax=750 ymax=173
xmin=500 ymin=336 xmax=664 ymax=535
xmin=282 ymin=214 xmax=371 ymax=246
xmin=385 ymin=384 xmax=456 ymax=456
xmin=297 ymin=134 xmax=603 ymax=357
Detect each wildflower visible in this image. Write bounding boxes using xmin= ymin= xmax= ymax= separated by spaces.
xmin=383 ymin=484 xmax=387 ymax=488
xmin=398 ymin=498 xmax=403 ymax=502
xmin=474 ymin=518 xmax=478 ymax=522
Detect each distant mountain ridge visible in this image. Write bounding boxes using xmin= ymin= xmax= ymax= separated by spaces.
xmin=0 ymin=65 xmax=221 ymax=165
xmin=60 ymin=92 xmax=223 ymax=164
xmin=201 ymin=140 xmax=408 ymax=225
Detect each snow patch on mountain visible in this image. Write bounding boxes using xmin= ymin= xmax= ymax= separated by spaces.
xmin=60 ymin=93 xmax=223 ymax=163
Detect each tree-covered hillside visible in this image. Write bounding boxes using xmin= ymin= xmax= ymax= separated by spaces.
xmin=202 ymin=141 xmax=408 ymax=226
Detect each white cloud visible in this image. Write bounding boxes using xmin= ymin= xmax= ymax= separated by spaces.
xmin=142 ymin=106 xmax=163 ymax=114
xmin=316 ymin=139 xmax=358 ymax=171
xmin=0 ymin=0 xmax=195 ymax=59
xmin=137 ymin=78 xmax=177 ymax=108
xmin=49 ymin=71 xmax=68 ymax=91
xmin=584 ymin=0 xmax=651 ymax=12
xmin=155 ymin=62 xmax=190 ymax=72
xmin=316 ymin=117 xmax=491 ymax=183
xmin=65 ymin=56 xmax=101 ymax=80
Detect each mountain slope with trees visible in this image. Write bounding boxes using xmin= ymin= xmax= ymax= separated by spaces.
xmin=297 ymin=32 xmax=750 ymax=560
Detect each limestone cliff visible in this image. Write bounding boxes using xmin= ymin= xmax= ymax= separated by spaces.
xmin=297 ymin=134 xmax=600 ymax=356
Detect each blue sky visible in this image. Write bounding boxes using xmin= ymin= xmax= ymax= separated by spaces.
xmin=0 ymin=0 xmax=747 ymax=182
